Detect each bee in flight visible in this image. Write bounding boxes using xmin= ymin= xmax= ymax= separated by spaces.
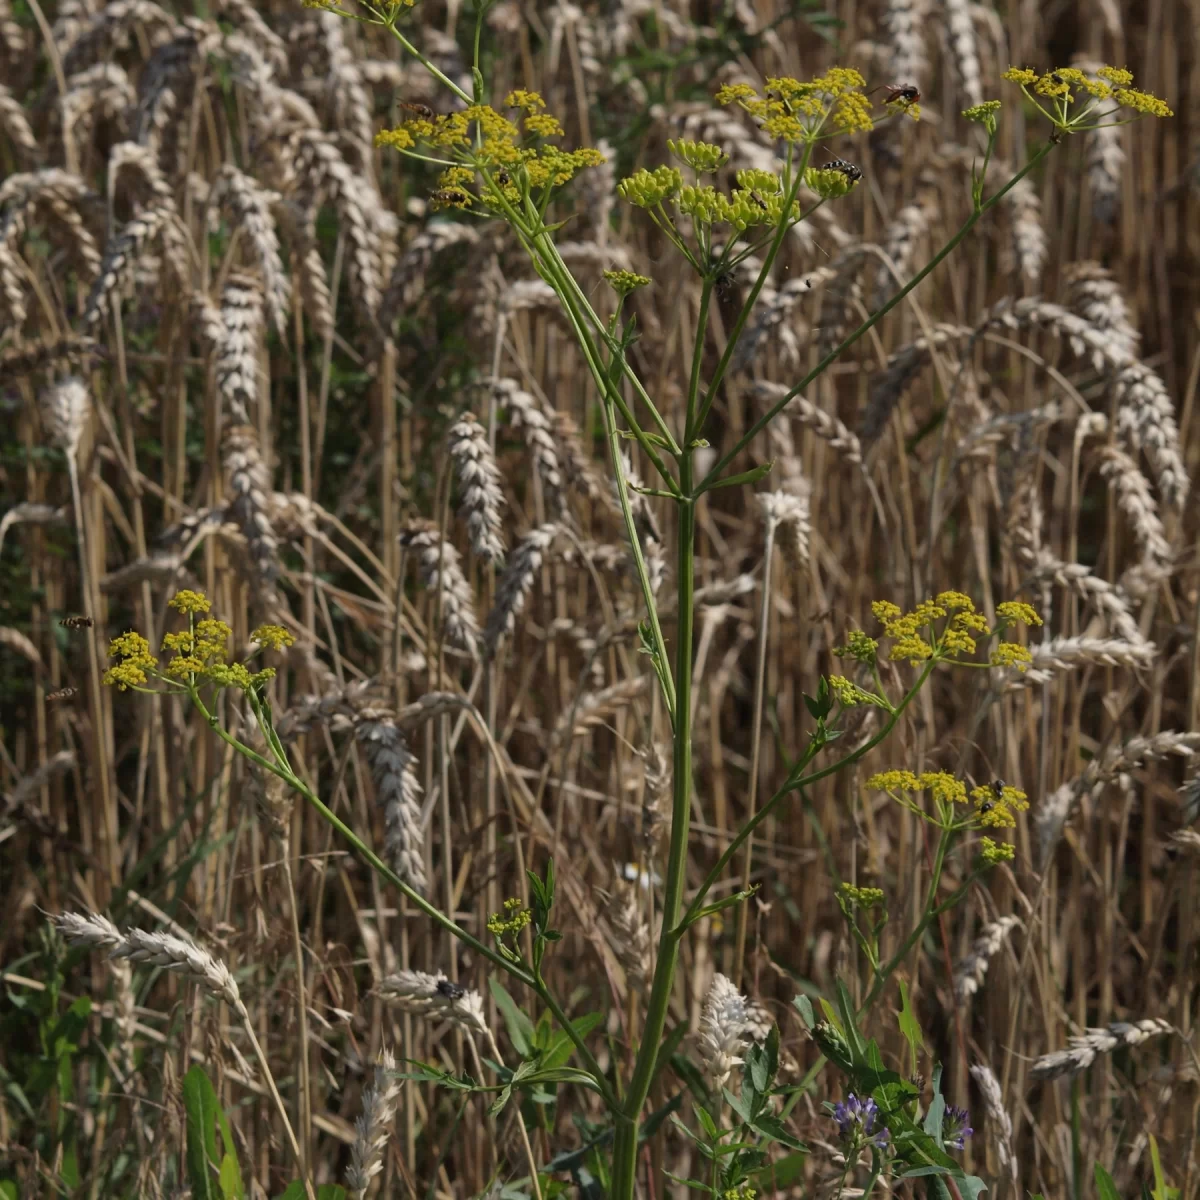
xmin=47 ymin=686 xmax=78 ymax=702
xmin=822 ymin=158 xmax=863 ymax=182
xmin=60 ymin=615 xmax=93 ymax=629
xmin=882 ymin=82 xmax=921 ymax=106
xmin=435 ymin=978 xmax=465 ymax=1000
xmin=399 ymin=101 xmax=435 ymax=120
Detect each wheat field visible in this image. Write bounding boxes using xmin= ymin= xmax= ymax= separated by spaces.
xmin=1 ymin=0 xmax=1199 ymax=1195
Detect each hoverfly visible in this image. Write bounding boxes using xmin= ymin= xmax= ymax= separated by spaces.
xmin=399 ymin=101 xmax=435 ymax=121
xmin=60 ymin=615 xmax=93 ymax=629
xmin=748 ymin=190 xmax=768 ymax=209
xmin=431 ymin=189 xmax=469 ymax=206
xmin=495 ymin=168 xmax=511 ymax=187
xmin=435 ymin=978 xmax=465 ymax=1000
xmin=822 ymin=158 xmax=863 ymax=182
xmin=47 ymin=686 xmax=78 ymax=702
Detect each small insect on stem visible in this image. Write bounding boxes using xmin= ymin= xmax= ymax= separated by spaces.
xmin=60 ymin=615 xmax=94 ymax=629
xmin=431 ymin=189 xmax=470 ymax=207
xmin=47 ymin=686 xmax=78 ymax=702
xmin=749 ymin=191 xmax=768 ymax=209
xmin=399 ymin=101 xmax=435 ymax=120
xmin=435 ymin=978 xmax=466 ymax=1000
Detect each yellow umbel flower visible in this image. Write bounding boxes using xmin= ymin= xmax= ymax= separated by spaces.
xmin=251 ymin=624 xmax=295 ymax=652
xmin=168 ymin=589 xmax=211 ymax=615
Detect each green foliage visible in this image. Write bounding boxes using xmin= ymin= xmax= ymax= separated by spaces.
xmin=182 ymin=1065 xmax=244 ymax=1200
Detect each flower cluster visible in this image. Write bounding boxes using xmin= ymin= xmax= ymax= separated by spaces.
xmin=486 ymin=897 xmax=532 ymax=941
xmin=838 ymin=882 xmax=885 ymax=908
xmin=619 ymin=164 xmax=797 ymax=234
xmin=863 ymin=593 xmax=1040 ymax=668
xmin=828 ymin=676 xmax=886 ymax=708
xmin=603 ymin=269 xmax=651 ymax=297
xmin=1003 ymin=65 xmax=1172 ymax=133
xmin=968 ymin=781 xmax=1030 ymax=829
xmin=716 ymin=69 xmax=878 ymax=141
xmin=942 ymin=1105 xmax=973 ymax=1151
xmin=102 ymin=590 xmax=289 ymax=696
xmin=832 ymin=1093 xmax=890 ymax=1151
xmin=375 ymin=91 xmax=604 ymax=210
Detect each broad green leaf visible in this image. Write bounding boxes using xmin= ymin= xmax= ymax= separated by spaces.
xmin=540 ymin=1012 xmax=604 ymax=1072
xmin=1149 ymin=1135 xmax=1175 ymax=1200
xmin=923 ymin=1091 xmax=946 ymax=1146
xmin=754 ymin=1149 xmax=807 ymax=1188
xmin=0 ymin=1182 xmax=18 ymax=1200
xmin=694 ymin=1103 xmax=718 ymax=1140
xmin=489 ymin=979 xmax=534 ymax=1058
xmin=272 ymin=1184 xmax=306 ymax=1200
xmin=793 ymin=994 xmax=815 ymax=1030
xmin=640 ymin=1093 xmax=682 ymax=1142
xmin=183 ymin=1065 xmax=222 ymax=1200
xmin=317 ymin=1187 xmax=346 ymax=1200
xmin=956 ymin=1174 xmax=989 ymax=1200
xmin=1093 ymin=1160 xmax=1122 ymax=1200
xmin=897 ymin=980 xmax=925 ymax=1069
xmin=219 ymin=1153 xmax=243 ymax=1200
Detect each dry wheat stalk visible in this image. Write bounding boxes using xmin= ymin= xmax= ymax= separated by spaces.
xmin=41 ymin=376 xmax=91 ymax=464
xmin=61 ymin=63 xmax=136 ymax=155
xmin=759 ymin=487 xmax=812 ymax=570
xmin=211 ymin=165 xmax=290 ymax=336
xmin=61 ymin=0 xmax=180 ymax=76
xmin=221 ymin=424 xmax=281 ymax=587
xmin=1002 ymin=635 xmax=1156 ymax=691
xmin=0 ymin=85 xmax=38 ymax=166
xmin=1073 ymin=59 xmax=1125 ymax=224
xmin=881 ymin=0 xmax=929 ymax=83
xmin=447 ymin=413 xmax=506 ymax=564
xmin=551 ymin=676 xmax=648 ymax=749
xmin=1094 ymin=444 xmax=1172 ymax=563
xmin=1 ymin=169 xmax=102 ymax=286
xmin=862 ymin=324 xmax=972 ymax=444
xmin=379 ymin=222 xmax=481 ymax=328
xmin=1031 ymin=1018 xmax=1173 ymax=1080
xmin=215 ymin=274 xmax=264 ymax=425
xmin=354 ymin=708 xmax=427 ymax=894
xmin=954 ymin=915 xmax=1020 ymax=1001
xmin=697 ymin=972 xmax=750 ymax=1091
xmin=1063 ymin=262 xmax=1138 ymax=360
xmin=294 ymin=130 xmax=385 ymax=325
xmin=345 ymin=1048 xmax=402 ymax=1200
xmin=398 ymin=520 xmax=482 ymax=661
xmin=872 ymin=196 xmax=933 ymax=310
xmin=485 ymin=523 xmax=559 ymax=658
xmin=1025 ymin=555 xmax=1143 ymax=645
xmin=378 ymin=969 xmax=488 ymax=1035
xmin=495 ymin=379 xmax=566 ymax=515
xmin=942 ymin=0 xmax=983 ymax=106
xmin=969 ymin=1064 xmax=1017 ymax=1181
xmin=134 ymin=26 xmax=217 ymax=175
xmin=602 ymin=876 xmax=652 ymax=988
xmin=83 ymin=204 xmax=179 ymax=327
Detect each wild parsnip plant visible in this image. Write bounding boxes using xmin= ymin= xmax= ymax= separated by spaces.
xmin=2 ymin=0 xmax=1197 ymax=1197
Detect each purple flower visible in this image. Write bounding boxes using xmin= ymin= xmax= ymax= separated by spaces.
xmin=833 ymin=1094 xmax=890 ymax=1150
xmin=943 ymin=1105 xmax=973 ymax=1151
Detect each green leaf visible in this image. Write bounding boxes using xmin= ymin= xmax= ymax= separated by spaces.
xmin=650 ymin=1023 xmax=688 ymax=1089
xmin=272 ymin=1185 xmax=307 ymax=1200
xmin=723 ymin=1086 xmax=753 ymax=1124
xmin=694 ymin=1104 xmax=718 ymax=1140
xmin=1093 ymin=1160 xmax=1123 ymax=1200
xmin=317 ymin=1187 xmax=347 ymax=1200
xmin=219 ymin=1153 xmax=243 ymax=1200
xmin=923 ymin=1091 xmax=946 ymax=1146
xmin=753 ymin=1149 xmax=807 ymax=1188
xmin=540 ymin=1012 xmax=603 ymax=1072
xmin=183 ymin=1066 xmax=222 ymax=1200
xmin=489 ymin=979 xmax=534 ymax=1058
xmin=956 ymin=1175 xmax=989 ymax=1200
xmin=685 ymin=885 xmax=759 ymax=928
xmin=897 ymin=979 xmax=925 ymax=1070
xmin=750 ymin=1114 xmax=805 ymax=1150
xmin=705 ymin=461 xmax=775 ymax=491
xmin=0 ymin=1182 xmax=19 ymax=1200
xmin=1149 ymin=1134 xmax=1175 ymax=1200
xmin=792 ymin=994 xmax=815 ymax=1030
xmin=834 ymin=980 xmax=866 ymax=1061
xmin=639 ymin=1093 xmax=682 ymax=1142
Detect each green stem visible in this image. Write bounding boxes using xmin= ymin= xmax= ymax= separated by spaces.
xmin=610 ymin=459 xmax=697 ymax=1200
xmin=190 ymin=691 xmax=618 ymax=1108
xmin=695 ymin=142 xmax=1056 ymax=494
xmin=680 ymin=659 xmax=938 ymax=929
xmin=382 ymin=23 xmax=472 ymax=104
xmin=691 ymin=147 xmax=815 ymax=437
